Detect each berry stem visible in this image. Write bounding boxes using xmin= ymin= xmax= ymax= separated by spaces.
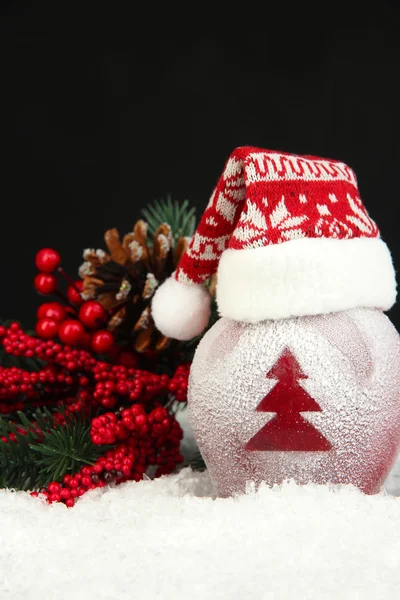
xmin=57 ymin=267 xmax=82 ymax=295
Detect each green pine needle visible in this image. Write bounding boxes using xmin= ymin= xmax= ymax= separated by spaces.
xmin=187 ymin=451 xmax=207 ymax=472
xmin=141 ymin=196 xmax=196 ymax=242
xmin=0 ymin=408 xmax=110 ymax=491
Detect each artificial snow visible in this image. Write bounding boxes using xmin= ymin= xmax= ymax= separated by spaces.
xmin=1 ymin=409 xmax=400 ymax=599
xmin=0 ymin=471 xmax=399 ymax=598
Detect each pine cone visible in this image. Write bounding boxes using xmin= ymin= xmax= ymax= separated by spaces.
xmin=79 ymin=221 xmax=194 ymax=353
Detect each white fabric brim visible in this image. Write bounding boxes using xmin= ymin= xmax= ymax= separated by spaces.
xmin=216 ymin=237 xmax=397 ymax=322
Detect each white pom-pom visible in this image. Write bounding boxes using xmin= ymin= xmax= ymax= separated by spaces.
xmin=152 ymin=277 xmax=211 ymax=341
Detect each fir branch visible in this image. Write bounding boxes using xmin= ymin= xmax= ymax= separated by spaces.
xmin=0 ymin=414 xmax=42 ymax=490
xmin=187 ymin=451 xmax=207 ymax=472
xmin=141 ymin=196 xmax=196 ymax=242
xmin=0 ymin=408 xmax=111 ymax=491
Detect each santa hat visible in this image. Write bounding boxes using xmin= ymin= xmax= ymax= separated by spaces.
xmin=152 ymin=146 xmax=396 ymax=341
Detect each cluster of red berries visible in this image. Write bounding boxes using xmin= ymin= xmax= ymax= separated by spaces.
xmin=34 ymin=248 xmax=115 ymax=355
xmin=0 ymin=323 xmax=94 ymax=411
xmin=169 ymin=363 xmax=190 ymax=401
xmin=0 ymin=315 xmax=190 ymax=508
xmin=0 ymin=363 xmax=60 ymax=407
xmin=0 ymin=323 xmax=190 ymax=413
xmin=32 ymin=407 xmax=183 ymax=507
xmin=34 ymin=248 xmax=62 ymax=294
xmin=91 ymin=403 xmax=171 ymax=444
xmin=91 ymin=405 xmax=183 ymax=470
xmin=92 ymin=363 xmax=170 ymax=409
xmin=31 ymin=464 xmax=108 ymax=508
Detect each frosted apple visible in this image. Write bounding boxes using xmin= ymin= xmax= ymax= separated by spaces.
xmin=188 ymin=308 xmax=400 ymax=496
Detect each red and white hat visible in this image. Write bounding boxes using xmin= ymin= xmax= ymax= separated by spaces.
xmin=152 ymin=146 xmax=396 ymax=340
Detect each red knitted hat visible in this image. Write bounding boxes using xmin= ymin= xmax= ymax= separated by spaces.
xmin=152 ymin=146 xmax=396 ymax=340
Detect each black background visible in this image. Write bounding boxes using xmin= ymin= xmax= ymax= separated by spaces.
xmin=1 ymin=3 xmax=400 ymax=329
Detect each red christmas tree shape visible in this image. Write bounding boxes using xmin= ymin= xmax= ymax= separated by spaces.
xmin=245 ymin=348 xmax=332 ymax=452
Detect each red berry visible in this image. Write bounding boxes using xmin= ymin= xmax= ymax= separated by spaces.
xmin=34 ymin=273 xmax=58 ymax=295
xmin=100 ymin=396 xmax=117 ymax=409
xmin=135 ymin=414 xmax=147 ymax=427
xmin=60 ymin=488 xmax=71 ymax=499
xmin=78 ymin=300 xmax=107 ymax=329
xmin=58 ymin=320 xmax=85 ymax=345
xmin=48 ymin=482 xmax=61 ymax=494
xmin=66 ymin=498 xmax=75 ymax=508
xmin=91 ymin=330 xmax=114 ymax=354
xmin=35 ymin=317 xmax=59 ymax=339
xmin=153 ymin=407 xmax=166 ymax=422
xmin=35 ymin=248 xmax=61 ymax=273
xmin=67 ymin=281 xmax=84 ymax=306
xmin=37 ymin=302 xmax=67 ymax=322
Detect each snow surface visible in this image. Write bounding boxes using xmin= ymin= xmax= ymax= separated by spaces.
xmin=1 ymin=408 xmax=400 ymax=599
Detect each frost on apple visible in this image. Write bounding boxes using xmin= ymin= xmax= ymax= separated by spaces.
xmin=189 ymin=309 xmax=400 ymax=497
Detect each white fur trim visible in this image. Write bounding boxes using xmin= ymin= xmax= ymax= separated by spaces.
xmin=152 ymin=277 xmax=211 ymax=341
xmin=216 ymin=237 xmax=397 ymax=322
